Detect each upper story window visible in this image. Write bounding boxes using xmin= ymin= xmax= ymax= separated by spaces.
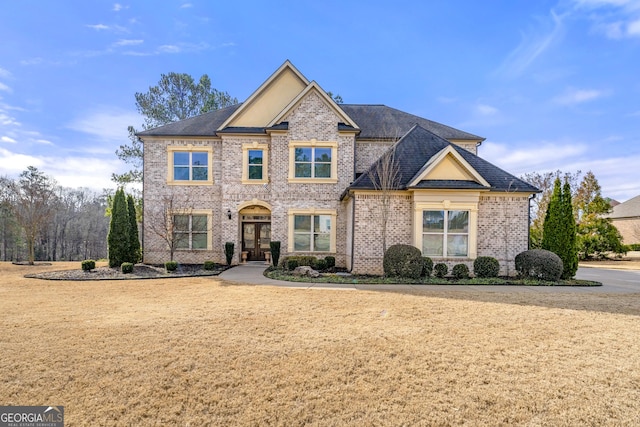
xmin=288 ymin=140 xmax=338 ymax=184
xmin=167 ymin=145 xmax=213 ymax=185
xmin=242 ymin=142 xmax=269 ymax=184
xmin=422 ymin=210 xmax=469 ymax=257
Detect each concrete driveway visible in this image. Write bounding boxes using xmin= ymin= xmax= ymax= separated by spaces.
xmin=575 ymin=266 xmax=640 ymax=293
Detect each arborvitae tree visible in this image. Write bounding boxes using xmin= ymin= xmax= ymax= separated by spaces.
xmin=127 ymin=194 xmax=141 ymax=263
xmin=108 ymin=188 xmax=130 ymax=267
xmin=542 ymin=178 xmax=563 ymax=253
xmin=561 ymin=181 xmax=578 ymax=279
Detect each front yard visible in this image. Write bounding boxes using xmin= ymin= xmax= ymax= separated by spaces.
xmin=2 ymin=262 xmax=639 ymax=425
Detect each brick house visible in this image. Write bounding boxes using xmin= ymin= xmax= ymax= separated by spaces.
xmin=138 ymin=61 xmax=539 ymax=275
xmin=607 ymin=194 xmax=640 ymax=245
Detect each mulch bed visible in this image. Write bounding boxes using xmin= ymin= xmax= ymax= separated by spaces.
xmin=25 ymin=264 xmax=228 ymax=281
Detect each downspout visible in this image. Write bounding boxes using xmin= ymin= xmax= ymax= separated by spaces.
xmin=350 ymin=192 xmax=355 ymax=272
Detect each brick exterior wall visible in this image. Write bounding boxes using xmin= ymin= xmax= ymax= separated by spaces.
xmin=611 ymin=217 xmax=640 ymax=244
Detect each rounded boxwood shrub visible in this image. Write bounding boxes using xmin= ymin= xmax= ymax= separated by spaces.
xmin=314 ymin=258 xmax=328 ymax=271
xmin=434 ymin=263 xmax=448 ymax=278
xmin=515 ymin=249 xmax=563 ymax=281
xmin=81 ymin=259 xmax=96 ymax=271
xmin=383 ymin=244 xmax=423 ymax=279
xmin=452 ymin=263 xmax=469 ymax=279
xmin=324 ymin=256 xmax=336 ymax=269
xmin=165 ymin=261 xmax=178 ymax=272
xmin=473 ymin=256 xmax=500 ymax=278
xmin=287 ymin=259 xmax=299 ymax=271
xmin=422 ymin=257 xmax=433 ymax=278
xmin=203 ymin=260 xmax=216 ymax=271
xmin=121 ymin=262 xmax=134 ymax=274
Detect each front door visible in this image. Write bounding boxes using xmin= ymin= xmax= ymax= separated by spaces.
xmin=242 ymin=223 xmax=271 ymax=261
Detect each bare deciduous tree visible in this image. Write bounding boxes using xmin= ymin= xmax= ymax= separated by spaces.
xmin=146 ymin=193 xmax=194 ymax=262
xmin=367 ymin=145 xmax=401 ymax=254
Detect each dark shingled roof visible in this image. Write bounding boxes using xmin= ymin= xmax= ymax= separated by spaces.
xmin=340 ymin=104 xmax=483 ymax=141
xmin=137 ymin=103 xmax=483 ymax=142
xmin=348 ymin=125 xmax=539 ymax=194
xmin=137 ymin=104 xmax=240 ymax=137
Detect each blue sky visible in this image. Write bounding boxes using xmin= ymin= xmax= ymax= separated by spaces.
xmin=1 ymin=0 xmax=639 ymax=201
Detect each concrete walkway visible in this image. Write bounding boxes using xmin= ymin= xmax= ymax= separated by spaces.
xmin=218 ymin=262 xmax=640 ymax=293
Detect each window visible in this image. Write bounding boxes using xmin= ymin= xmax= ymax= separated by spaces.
xmin=288 ymin=140 xmax=337 ymax=183
xmin=288 ymin=209 xmax=337 ymax=253
xmin=422 ymin=210 xmax=469 ymax=257
xmin=242 ymin=142 xmax=269 ymax=184
xmin=167 ymin=145 xmax=213 ymax=185
xmin=173 ymin=214 xmax=209 ymax=250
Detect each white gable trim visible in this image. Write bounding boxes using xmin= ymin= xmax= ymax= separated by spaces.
xmin=266 ymin=81 xmax=359 ymax=129
xmin=408 ymin=145 xmax=490 ymax=188
xmin=217 ymin=60 xmax=309 ymax=131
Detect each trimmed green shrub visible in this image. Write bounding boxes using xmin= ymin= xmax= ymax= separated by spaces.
xmin=203 ymin=260 xmax=216 ymax=271
xmin=314 ymin=258 xmax=328 ymax=271
xmin=383 ymin=244 xmax=423 ymax=279
xmin=515 ymin=249 xmax=563 ymax=281
xmin=81 ymin=260 xmax=96 ymax=271
xmin=165 ymin=261 xmax=178 ymax=272
xmin=422 ymin=257 xmax=433 ymax=278
xmin=628 ymin=243 xmax=640 ymax=251
xmin=121 ymin=262 xmax=134 ymax=274
xmin=452 ymin=263 xmax=469 ymax=279
xmin=126 ymin=194 xmax=141 ymax=263
xmin=270 ymin=241 xmax=281 ymax=267
xmin=108 ymin=188 xmax=130 ymax=268
xmin=324 ymin=256 xmax=336 ymax=269
xmin=473 ymin=256 xmax=500 ymax=278
xmin=434 ymin=263 xmax=448 ymax=278
xmin=287 ymin=259 xmax=299 ymax=271
xmin=224 ymin=242 xmax=234 ymax=266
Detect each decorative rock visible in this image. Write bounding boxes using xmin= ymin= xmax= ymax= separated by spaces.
xmin=292 ymin=266 xmax=320 ymax=278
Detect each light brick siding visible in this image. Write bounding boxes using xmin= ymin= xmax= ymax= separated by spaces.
xmin=355 ymin=141 xmax=394 ymax=175
xmin=477 ymin=195 xmax=530 ymax=276
xmin=143 ymin=91 xmax=353 ymax=266
xmin=350 ymin=193 xmax=413 ymax=275
xmin=611 ymin=218 xmax=640 ymax=244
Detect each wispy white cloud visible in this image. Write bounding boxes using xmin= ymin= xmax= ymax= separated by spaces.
xmin=113 ymin=3 xmax=129 ymax=12
xmin=181 ymin=3 xmax=193 ymax=8
xmin=0 ymin=67 xmax=10 ymax=78
xmin=495 ymin=10 xmax=565 ymax=78
xmin=572 ymin=0 xmax=640 ymax=38
xmin=475 ymin=104 xmax=499 ymax=116
xmin=36 ymin=139 xmax=54 ymax=145
xmin=113 ymin=39 xmax=144 ymax=47
xmin=0 ymin=82 xmax=11 ymax=93
xmin=1 ymin=136 xmax=17 ymax=143
xmin=553 ymin=88 xmax=607 ymax=105
xmin=86 ymin=24 xmax=110 ymax=31
xmin=66 ymin=107 xmax=141 ymax=144
xmin=0 ymin=112 xmax=20 ymax=127
xmin=157 ymin=44 xmax=182 ymax=53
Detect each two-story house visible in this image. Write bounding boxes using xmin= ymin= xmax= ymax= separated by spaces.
xmin=139 ymin=61 xmax=538 ymax=275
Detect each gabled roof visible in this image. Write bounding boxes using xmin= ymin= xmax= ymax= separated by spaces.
xmin=348 ymin=125 xmax=538 ymax=194
xmin=137 ymin=104 xmax=240 ymax=137
xmin=608 ymin=194 xmax=640 ymax=219
xmin=339 ymin=104 xmax=483 ymax=141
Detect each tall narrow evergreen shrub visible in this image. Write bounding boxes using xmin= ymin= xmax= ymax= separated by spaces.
xmin=270 ymin=241 xmax=281 ymax=267
xmin=561 ymin=181 xmax=578 ymax=279
xmin=127 ymin=194 xmax=141 ymax=263
xmin=108 ymin=188 xmax=130 ymax=267
xmin=542 ymin=178 xmax=578 ymax=279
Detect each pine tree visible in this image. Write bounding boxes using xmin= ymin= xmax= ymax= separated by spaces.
xmin=542 ymin=178 xmax=562 ymax=253
xmin=108 ymin=188 xmax=130 ymax=267
xmin=127 ymin=194 xmax=141 ymax=263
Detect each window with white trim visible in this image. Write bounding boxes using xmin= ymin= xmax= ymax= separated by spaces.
xmin=174 ymin=214 xmax=208 ymax=250
xmin=422 ymin=210 xmax=469 ymax=257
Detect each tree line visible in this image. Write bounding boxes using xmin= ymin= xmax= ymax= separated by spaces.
xmin=0 ymin=167 xmax=111 ymax=263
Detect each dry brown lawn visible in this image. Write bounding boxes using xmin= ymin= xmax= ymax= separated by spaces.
xmin=1 ymin=262 xmax=639 ymax=426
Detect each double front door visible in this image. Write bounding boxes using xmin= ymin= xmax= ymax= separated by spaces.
xmin=242 ymin=223 xmax=271 ymax=261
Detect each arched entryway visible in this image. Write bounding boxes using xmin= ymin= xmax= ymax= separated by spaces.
xmin=239 ymin=203 xmax=271 ymax=261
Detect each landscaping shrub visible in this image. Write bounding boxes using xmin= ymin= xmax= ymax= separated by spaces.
xmin=81 ymin=260 xmax=96 ymax=271
xmin=224 ymin=242 xmax=234 ymax=266
xmin=324 ymin=256 xmax=336 ymax=269
xmin=422 ymin=257 xmax=433 ymax=278
xmin=286 ymin=259 xmax=299 ymax=271
xmin=383 ymin=244 xmax=423 ymax=279
xmin=473 ymin=256 xmax=500 ymax=278
xmin=452 ymin=263 xmax=469 ymax=279
xmin=203 ymin=260 xmax=216 ymax=271
xmin=628 ymin=243 xmax=640 ymax=251
xmin=515 ymin=249 xmax=563 ymax=281
xmin=434 ymin=263 xmax=448 ymax=278
xmin=121 ymin=262 xmax=134 ymax=274
xmin=165 ymin=261 xmax=178 ymax=272
xmin=314 ymin=258 xmax=328 ymax=271
xmin=270 ymin=241 xmax=281 ymax=266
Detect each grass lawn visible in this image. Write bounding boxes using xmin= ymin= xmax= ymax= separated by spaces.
xmin=2 ymin=262 xmax=639 ymax=425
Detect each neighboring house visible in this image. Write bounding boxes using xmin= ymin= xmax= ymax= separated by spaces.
xmin=607 ymin=195 xmax=640 ymax=245
xmin=138 ymin=61 xmax=539 ymax=275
